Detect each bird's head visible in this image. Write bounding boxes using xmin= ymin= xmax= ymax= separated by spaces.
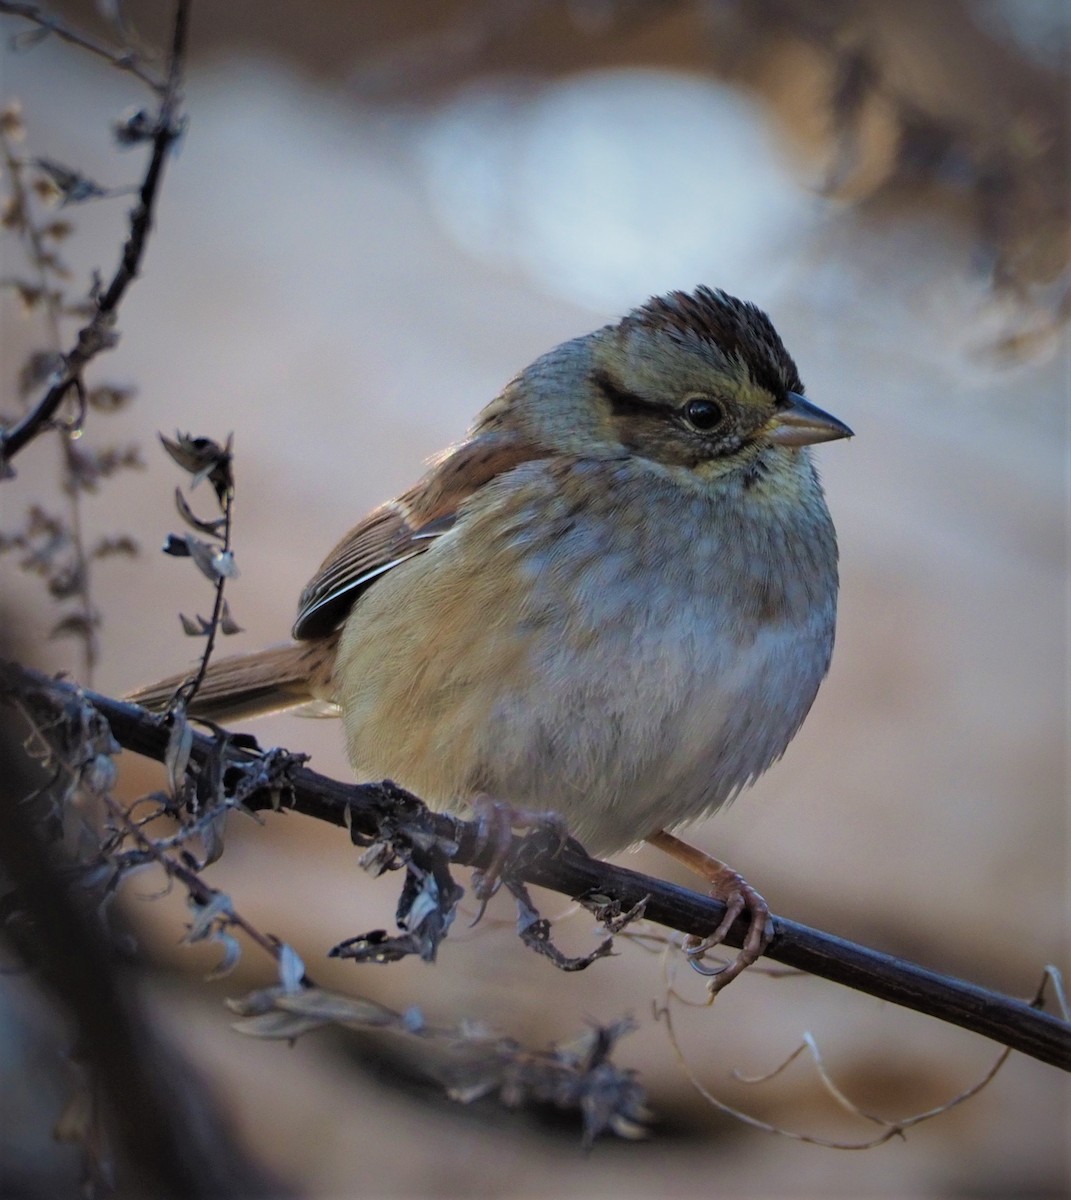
xmin=485 ymin=286 xmax=852 ymax=478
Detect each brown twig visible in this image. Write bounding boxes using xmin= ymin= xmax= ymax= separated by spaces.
xmin=0 ymin=0 xmax=190 ymax=467
xmin=3 ymin=659 xmax=1068 ymax=1073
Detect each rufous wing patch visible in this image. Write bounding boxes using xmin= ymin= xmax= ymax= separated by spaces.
xmin=292 ymin=431 xmax=548 ymax=639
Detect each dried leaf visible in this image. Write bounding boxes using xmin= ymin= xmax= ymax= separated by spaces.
xmin=184 ymin=891 xmax=233 ymax=944
xmin=180 ymin=533 xmax=237 ymax=583
xmin=329 ymin=929 xmax=416 ymax=965
xmin=0 ymin=101 xmax=25 ymax=140
xmin=231 ymin=1010 xmax=328 ymax=1041
xmin=213 ymin=549 xmax=238 ymax=579
xmin=175 ymin=535 xmax=218 ymax=579
xmin=18 ymin=349 xmax=62 ymax=398
xmin=164 ymin=711 xmax=193 ymax=790
xmin=277 ymin=944 xmax=305 ymax=994
xmin=36 ymin=248 xmax=71 ymax=279
xmin=1 ymin=194 xmax=23 ymax=230
xmin=47 ymin=562 xmax=86 ymax=599
xmin=42 ymin=218 xmax=74 ymax=241
xmin=508 ymin=880 xmax=615 ymax=971
xmin=274 ymin=989 xmax=401 ymax=1028
xmin=219 ymin=599 xmax=243 ymax=635
xmin=33 ymin=158 xmax=108 ymax=205
xmin=200 ymin=809 xmax=227 ymax=866
xmin=48 ymin=612 xmax=98 ymax=642
xmin=87 ymin=383 xmax=136 ymax=411
xmin=31 ymin=175 xmax=61 ymax=204
xmin=64 ymin=443 xmax=144 ymax=493
xmin=159 ymin=431 xmax=233 ymax=501
xmin=174 ymin=487 xmax=225 ymax=535
xmin=228 ymin=985 xmax=406 ymax=1036
xmin=443 ymin=1017 xmax=649 ymax=1147
xmin=82 ymin=753 xmax=118 ymax=794
xmin=112 ymin=107 xmax=156 ymax=146
xmin=224 ymin=987 xmax=283 ymax=1018
xmin=91 ymin=534 xmax=139 ymax=559
xmin=205 ymin=932 xmax=242 ymax=981
xmin=179 ymin=612 xmax=211 ymax=637
xmin=8 ymin=279 xmax=42 ymax=311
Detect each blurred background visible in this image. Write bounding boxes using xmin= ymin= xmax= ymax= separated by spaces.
xmin=1 ymin=2 xmax=1068 ymax=1196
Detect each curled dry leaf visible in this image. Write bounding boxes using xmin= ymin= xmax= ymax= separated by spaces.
xmin=183 ymin=890 xmax=234 ymax=945
xmin=219 ymin=599 xmax=243 ymax=635
xmin=87 ymin=383 xmax=136 ymax=412
xmin=508 ymin=879 xmax=615 ymax=972
xmin=187 ymin=535 xmax=232 ymax=582
xmin=227 ymin=986 xmax=404 ymax=1041
xmin=277 ymin=944 xmax=306 ymax=993
xmin=160 ymin=431 xmax=234 ymax=501
xmin=33 ymin=157 xmax=109 ymax=205
xmin=112 ymin=107 xmax=156 ymax=146
xmin=204 ymin=931 xmax=242 ymax=981
xmin=165 ymin=532 xmax=238 ymax=582
xmin=173 ymin=487 xmax=226 ymax=535
xmin=164 ymin=710 xmax=194 ymax=790
xmin=179 ymin=611 xmax=211 ymax=637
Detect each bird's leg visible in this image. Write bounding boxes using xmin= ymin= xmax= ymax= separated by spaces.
xmin=469 ymin=797 xmax=569 ymax=905
xmin=647 ymin=829 xmax=771 ymax=994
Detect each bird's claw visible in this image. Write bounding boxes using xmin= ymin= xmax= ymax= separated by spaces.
xmin=470 ymin=797 xmax=568 ymax=907
xmin=684 ymin=869 xmax=771 ymax=993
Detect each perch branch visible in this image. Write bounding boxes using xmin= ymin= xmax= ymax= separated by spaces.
xmin=2 ymin=659 xmax=1068 ymax=1073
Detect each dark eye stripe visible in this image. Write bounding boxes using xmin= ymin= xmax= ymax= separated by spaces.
xmin=592 ymin=370 xmax=650 ymax=416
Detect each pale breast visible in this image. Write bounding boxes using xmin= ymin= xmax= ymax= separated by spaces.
xmin=334 ymin=453 xmax=837 ymax=855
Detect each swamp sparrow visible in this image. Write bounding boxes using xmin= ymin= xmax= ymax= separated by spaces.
xmin=132 ymin=287 xmax=852 ymax=989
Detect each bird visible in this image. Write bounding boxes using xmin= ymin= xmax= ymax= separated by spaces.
xmin=130 ymin=286 xmax=852 ymax=991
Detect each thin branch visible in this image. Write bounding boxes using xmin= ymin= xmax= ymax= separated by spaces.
xmin=98 ymin=782 xmax=310 ymax=978
xmin=0 ymin=0 xmax=190 ymax=467
xmin=173 ymin=436 xmax=236 ymax=710
xmin=0 ymin=1 xmax=164 ymax=90
xmin=3 ymin=660 xmax=1068 ymax=1073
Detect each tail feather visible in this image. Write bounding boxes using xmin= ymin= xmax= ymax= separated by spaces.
xmin=127 ymin=640 xmax=336 ymax=723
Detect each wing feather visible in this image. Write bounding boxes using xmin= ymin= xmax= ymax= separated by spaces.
xmin=292 ymin=432 xmax=546 ymax=639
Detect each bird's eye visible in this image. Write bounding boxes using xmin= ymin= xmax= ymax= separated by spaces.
xmin=682 ymin=397 xmax=726 ymax=432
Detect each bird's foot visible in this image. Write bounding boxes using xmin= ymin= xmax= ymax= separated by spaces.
xmin=469 ymin=797 xmax=569 ymax=907
xmin=647 ymin=828 xmax=771 ymax=995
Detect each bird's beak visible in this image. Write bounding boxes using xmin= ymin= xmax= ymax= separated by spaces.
xmin=764 ymin=393 xmax=854 ymax=447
